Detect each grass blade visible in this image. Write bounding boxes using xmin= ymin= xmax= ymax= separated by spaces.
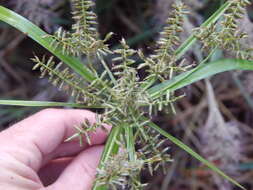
xmin=0 ymin=100 xmax=103 ymax=108
xmin=147 ymin=120 xmax=246 ymax=190
xmin=148 ymin=59 xmax=253 ymax=98
xmin=0 ymin=6 xmax=96 ymax=82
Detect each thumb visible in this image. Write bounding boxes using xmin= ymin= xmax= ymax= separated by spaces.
xmin=45 ymin=145 xmax=104 ymax=190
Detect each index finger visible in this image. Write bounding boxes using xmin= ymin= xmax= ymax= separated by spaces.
xmin=0 ymin=109 xmax=110 ymax=171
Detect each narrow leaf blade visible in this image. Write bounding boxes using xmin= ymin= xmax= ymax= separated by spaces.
xmin=0 ymin=6 xmax=95 ymax=82
xmin=148 ymin=120 xmax=246 ymax=190
xmin=149 ymin=59 xmax=253 ymax=98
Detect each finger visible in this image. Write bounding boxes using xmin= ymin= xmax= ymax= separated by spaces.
xmin=46 ymin=146 xmax=104 ymax=190
xmin=38 ymin=157 xmax=73 ymax=186
xmin=0 ymin=109 xmax=110 ymax=171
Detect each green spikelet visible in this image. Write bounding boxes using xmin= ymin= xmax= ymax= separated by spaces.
xmin=195 ymin=0 xmax=252 ymax=58
xmin=48 ymin=0 xmax=113 ymax=57
xmin=71 ymin=0 xmax=98 ymax=40
xmin=31 ymin=55 xmax=105 ymax=105
xmin=65 ymin=114 xmax=106 ymax=146
xmin=138 ymin=1 xmax=188 ymax=81
xmin=50 ymin=27 xmax=77 ymax=56
xmin=107 ymin=39 xmax=149 ymax=125
xmin=137 ymin=1 xmax=188 ymax=114
xmin=71 ymin=0 xmax=110 ymax=57
xmin=220 ymin=0 xmax=251 ymax=58
xmin=138 ymin=128 xmax=172 ymax=175
xmin=95 ymin=139 xmax=147 ymax=190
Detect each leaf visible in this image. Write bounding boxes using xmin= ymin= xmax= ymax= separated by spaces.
xmin=147 ymin=120 xmax=246 ymax=190
xmin=0 ymin=100 xmax=103 ymax=108
xmin=175 ymin=2 xmax=232 ymax=59
xmin=148 ymin=59 xmax=253 ymax=98
xmin=0 ymin=6 xmax=96 ymax=82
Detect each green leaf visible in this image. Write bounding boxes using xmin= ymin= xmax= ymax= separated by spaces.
xmin=0 ymin=100 xmax=103 ymax=108
xmin=147 ymin=120 xmax=246 ymax=190
xmin=175 ymin=2 xmax=232 ymax=59
xmin=148 ymin=59 xmax=253 ymax=98
xmin=0 ymin=6 xmax=96 ymax=82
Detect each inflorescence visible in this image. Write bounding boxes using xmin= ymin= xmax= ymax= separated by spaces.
xmin=31 ymin=0 xmax=251 ymax=189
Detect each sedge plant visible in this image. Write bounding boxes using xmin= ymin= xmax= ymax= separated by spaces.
xmin=0 ymin=0 xmax=253 ymax=189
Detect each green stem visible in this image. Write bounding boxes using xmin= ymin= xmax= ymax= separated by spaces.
xmin=92 ymin=126 xmax=122 ymax=190
xmin=124 ymin=124 xmax=135 ymax=161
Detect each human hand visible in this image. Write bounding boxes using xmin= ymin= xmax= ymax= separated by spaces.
xmin=0 ymin=109 xmax=110 ymax=190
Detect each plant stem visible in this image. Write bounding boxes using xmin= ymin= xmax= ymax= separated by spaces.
xmin=92 ymin=126 xmax=122 ymax=190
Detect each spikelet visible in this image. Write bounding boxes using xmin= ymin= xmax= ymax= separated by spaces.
xmin=71 ymin=0 xmax=98 ymax=40
xmin=111 ymin=39 xmax=142 ymax=108
xmin=31 ymin=55 xmax=103 ymax=105
xmin=220 ymin=0 xmax=251 ymax=59
xmin=65 ymin=114 xmax=107 ymax=146
xmin=50 ymin=28 xmax=77 ymax=56
xmin=137 ymin=1 xmax=188 ymax=114
xmin=48 ymin=0 xmax=113 ymax=58
xmin=71 ymin=0 xmax=113 ymax=57
xmin=138 ymin=1 xmax=188 ymax=81
xmin=195 ymin=0 xmax=251 ymax=58
xmin=138 ymin=127 xmax=172 ymax=175
xmin=102 ymin=39 xmax=151 ymax=126
xmin=95 ymin=142 xmax=146 ymax=190
xmin=50 ymin=0 xmax=98 ymax=56
xmin=194 ymin=23 xmax=218 ymax=51
xmin=95 ymin=132 xmax=172 ymax=189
